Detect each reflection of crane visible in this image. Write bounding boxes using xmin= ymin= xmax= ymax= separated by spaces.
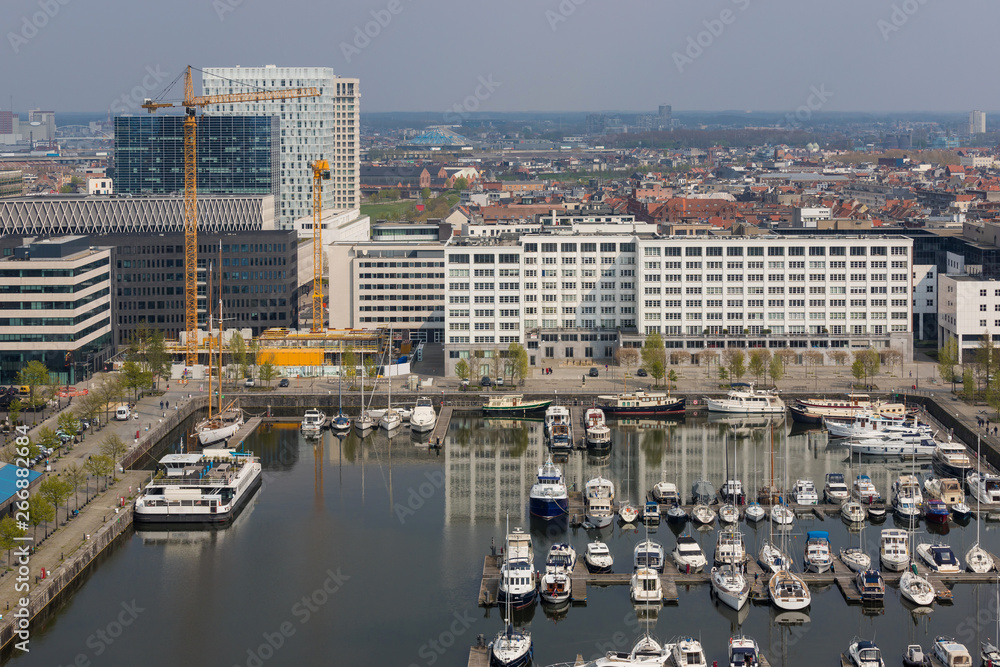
xmin=311 ymin=160 xmax=330 ymax=332
xmin=142 ymin=66 xmax=319 ymax=364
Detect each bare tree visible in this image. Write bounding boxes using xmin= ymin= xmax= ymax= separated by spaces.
xmin=829 ymin=350 xmax=850 ymax=366
xmin=615 ymin=347 xmax=639 ymax=376
xmin=698 ymin=349 xmax=719 ymax=378
xmin=803 ymin=351 xmax=825 ymax=376
xmin=882 ymin=348 xmax=903 ymax=376
xmin=776 ymin=348 xmax=798 ymax=374
xmin=669 ymin=350 xmax=687 ymax=366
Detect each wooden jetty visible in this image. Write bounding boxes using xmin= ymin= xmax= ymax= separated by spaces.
xmin=225 ymin=416 xmax=262 ymax=449
xmin=467 ymin=645 xmax=489 ymax=667
xmin=429 ymin=405 xmax=452 ymax=443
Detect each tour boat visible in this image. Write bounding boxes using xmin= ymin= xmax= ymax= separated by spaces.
xmin=793 ymin=479 xmax=819 ymax=505
xmin=903 ymin=644 xmax=931 ymax=667
xmin=528 ymin=458 xmax=569 ymax=520
xmin=966 ymin=471 xmax=1000 ymax=504
xmin=634 ymin=539 xmax=665 ymax=573
xmin=853 ymin=475 xmax=881 ymax=504
xmin=932 ymin=442 xmax=973 ymax=478
xmin=482 ymin=394 xmax=552 ymax=416
xmin=846 ymin=639 xmax=886 ymax=667
xmin=855 ymin=569 xmax=885 ymax=602
xmin=539 ymin=570 xmax=571 ymax=605
xmin=134 ymin=449 xmax=262 ymax=524
xmin=758 ymin=540 xmax=789 ymax=574
xmin=916 ymin=543 xmax=960 ymax=574
xmin=848 ymin=434 xmax=937 ymax=458
xmin=597 ymin=391 xmax=686 ymax=416
xmin=630 ymin=567 xmax=663 ymax=606
xmin=930 ymin=637 xmax=971 ymax=667
xmin=585 ymin=477 xmax=616 ymax=528
xmin=300 ymin=408 xmax=327 ymax=434
xmin=924 ymin=499 xmax=950 ymax=523
xmin=672 ymin=535 xmax=708 ymax=573
xmin=409 ymin=397 xmax=437 ymax=433
xmin=824 ymin=472 xmax=850 ymax=502
xmin=706 ymin=383 xmax=785 ymax=414
xmin=668 ymin=638 xmax=708 ymax=667
xmin=768 ymin=569 xmax=811 ymax=611
xmin=711 ymin=564 xmax=750 ymax=611
xmin=924 ymin=477 xmax=966 ymax=505
xmin=728 ymin=636 xmax=762 ymax=667
xmin=585 ymin=539 xmax=614 ymax=574
xmin=879 ymin=529 xmax=909 ymax=571
xmin=803 ymin=531 xmax=832 ymax=573
xmin=841 ymin=500 xmax=866 ymax=524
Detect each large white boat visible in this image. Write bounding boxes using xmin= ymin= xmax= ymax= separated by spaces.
xmin=841 ymin=500 xmax=866 ymax=524
xmin=967 ymin=471 xmax=1000 ymax=504
xmin=932 ymin=441 xmax=973 ymax=478
xmin=714 ymin=529 xmax=747 ymax=567
xmin=711 ymin=564 xmax=750 ymax=611
xmin=769 ymin=568 xmax=811 ymax=611
xmin=853 ymin=475 xmax=881 ymax=504
xmin=929 ymin=637 xmax=971 ymax=667
xmin=705 ymin=383 xmax=785 ymax=414
xmin=668 ymin=638 xmax=708 ymax=667
xmin=409 ymin=397 xmax=437 ymax=433
xmin=585 ymin=636 xmax=670 ymax=666
xmin=825 ymin=411 xmax=933 ymax=441
xmin=892 ymin=474 xmax=924 ymax=521
xmin=916 ymin=543 xmax=961 ymax=574
xmin=585 ymin=540 xmax=614 ymax=574
xmin=379 ymin=407 xmax=402 ymax=432
xmin=803 ymin=531 xmax=832 ymax=573
xmin=651 ymin=471 xmax=680 ymax=505
xmin=630 ymin=567 xmax=663 ymax=606
xmin=672 ymin=536 xmax=707 ymax=573
xmin=633 ymin=539 xmax=665 ymax=573
xmin=300 ymin=408 xmax=327 ymax=434
xmin=824 ymin=472 xmax=850 ymax=502
xmin=848 ymin=434 xmax=938 ymax=458
xmin=196 ymin=403 xmax=244 ymax=446
xmin=544 ymin=405 xmax=571 ymax=438
xmin=793 ymin=479 xmax=818 ymax=505
xmin=135 ymin=449 xmax=262 ymax=523
xmin=879 ymin=529 xmax=910 ymax=571
xmin=770 ymin=504 xmax=794 ymax=526
xmin=845 ymin=639 xmax=885 ymax=667
xmin=585 ymin=477 xmax=616 ymax=528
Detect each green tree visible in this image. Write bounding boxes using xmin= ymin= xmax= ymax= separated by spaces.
xmin=699 ymin=349 xmax=719 ymax=378
xmin=86 ymin=455 xmax=114 ymax=491
xmin=75 ymin=392 xmax=102 ymax=429
xmin=57 ymin=412 xmax=81 ymax=438
xmin=120 ymin=360 xmax=149 ymax=402
xmin=748 ymin=349 xmax=770 ymax=385
xmin=666 ymin=369 xmax=679 ymax=390
xmin=229 ymin=331 xmax=247 ymax=382
xmin=63 ymin=462 xmax=87 ymax=510
xmin=938 ymin=335 xmax=959 ymax=390
xmin=975 ymin=331 xmax=999 ymax=396
xmin=421 ymin=187 xmax=431 ymax=201
xmin=363 ymin=355 xmax=378 ymax=383
xmin=248 ymin=338 xmax=261 ymax=382
xmin=453 ymin=176 xmax=469 ymax=190
xmin=26 ymin=493 xmax=54 ymax=541
xmin=454 ymin=359 xmax=469 ymax=382
xmin=100 ymin=433 xmax=128 ymax=478
xmin=342 ymin=349 xmax=357 ymax=384
xmin=768 ymin=355 xmax=785 ymax=388
xmin=852 ymin=359 xmax=865 ymax=385
xmin=16 ymin=360 xmax=50 ymax=410
xmin=258 ymin=354 xmax=278 ymax=388
xmin=853 ymin=348 xmax=881 ymax=385
xmin=718 ymin=367 xmax=729 ymax=383
xmin=641 ymin=331 xmax=666 ymax=387
xmin=506 ymin=342 xmax=529 ymax=386
xmin=963 ymin=366 xmax=976 ymax=398
xmin=36 ymin=426 xmax=61 ymax=452
xmin=0 ymin=515 xmax=26 ymax=567
xmin=144 ymin=328 xmax=171 ymax=389
xmin=96 ymin=375 xmax=124 ymax=424
xmin=39 ymin=476 xmax=72 ymax=524
xmin=722 ymin=349 xmax=746 ymax=382
xmin=7 ymin=398 xmax=21 ymax=427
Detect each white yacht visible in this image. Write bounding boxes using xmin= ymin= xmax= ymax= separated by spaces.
xmin=584 ymin=407 xmax=611 ymax=449
xmin=758 ymin=540 xmax=790 ymax=574
xmin=668 ymin=638 xmax=708 ymax=667
xmin=916 ymin=543 xmax=961 ymax=574
xmin=879 ymin=529 xmax=910 ymax=571
xmin=619 ymin=501 xmax=641 ymax=525
xmin=544 ymin=405 xmax=571 ymax=438
xmin=692 ymin=503 xmax=716 ymax=526
xmin=932 ymin=441 xmax=973 ymax=478
xmin=853 ymin=475 xmax=881 ymax=504
xmin=497 ymin=559 xmax=537 ymax=611
xmin=824 ymin=472 xmax=850 ymax=502
xmin=545 ymin=543 xmax=577 ymax=574
xmin=300 ymin=408 xmax=327 ymax=434
xmin=900 ymin=569 xmax=935 ymax=607
xmin=803 ymin=531 xmax=832 ymax=573
xmin=967 ymin=471 xmax=1000 ymax=504
xmin=841 ymin=500 xmax=866 ymax=524
xmin=539 ymin=570 xmax=571 ymax=605
xmin=793 ymin=479 xmax=818 ymax=505
xmin=826 ymin=411 xmax=933 ymax=440
xmin=924 ymin=477 xmax=966 ymax=505
xmin=633 ymin=540 xmax=665 ymax=573
xmin=135 ymin=449 xmax=262 ymax=524
xmin=845 ymin=639 xmax=885 ymax=667
xmin=409 ymin=397 xmax=437 ymax=433
xmin=585 ymin=540 xmax=614 ymax=574
xmin=718 ymin=504 xmax=740 ymax=524
xmin=770 ymin=504 xmax=794 ymax=526
xmin=713 ymin=529 xmax=746 ymax=567
xmin=379 ymin=407 xmax=402 ymax=431
xmin=706 ymin=383 xmax=785 ymax=414
xmin=930 ymin=637 xmax=972 ymax=667
xmin=892 ymin=474 xmax=924 ymax=521
xmin=672 ymin=535 xmax=708 ymax=573
xmin=848 ymin=434 xmax=937 ymax=457
xmin=728 ymin=636 xmax=763 ymax=667
xmin=196 ymin=405 xmax=244 ymax=446
xmin=586 ymin=477 xmax=616 ymax=528
xmin=744 ymin=502 xmax=766 ymax=523
xmin=840 ymin=546 xmax=871 ymax=573
xmin=711 ymin=564 xmax=750 ymax=611
xmin=768 ymin=569 xmax=811 ymax=610
xmin=586 ymin=636 xmax=670 ymax=666
xmin=489 ymin=625 xmax=532 ymax=667
xmin=630 ymin=567 xmax=663 ymax=606
xmin=505 ymin=526 xmax=533 ymax=563
xmin=651 ymin=472 xmax=680 ymax=505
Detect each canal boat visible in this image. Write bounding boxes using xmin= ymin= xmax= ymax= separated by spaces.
xmin=300 ymin=408 xmax=327 ymax=435
xmin=802 ymin=531 xmax=832 ymax=573
xmin=134 ymin=449 xmax=262 ymax=524
xmin=879 ymin=529 xmax=910 ymax=571
xmin=528 ymin=458 xmax=569 ymax=520
xmin=916 ymin=543 xmax=960 ymax=573
xmin=855 ymin=569 xmax=885 ymax=602
xmin=824 ymin=472 xmax=850 ymax=502
xmin=668 ymin=638 xmax=708 ymax=667
xmin=633 ymin=539 xmax=665 ymax=573
xmin=711 ymin=564 xmax=750 ymax=611
xmin=672 ymin=535 xmax=707 ymax=573
xmin=846 ymin=639 xmax=885 ymax=667
xmin=932 ymin=441 xmax=973 ymax=478
xmin=409 ymin=397 xmax=437 ymax=433
xmin=728 ymin=636 xmax=762 ymax=667
xmin=597 ymin=391 xmax=685 ymax=417
xmin=629 ymin=567 xmax=663 ymax=606
xmin=793 ymin=479 xmax=818 ymax=505
xmin=929 ymin=637 xmax=972 ymax=667
xmin=585 ymin=477 xmax=616 ymax=528
xmin=903 ymin=644 xmax=931 ymax=667
xmin=705 ymin=383 xmax=785 ymax=414
xmin=482 ymin=394 xmax=552 ymax=416
xmin=584 ymin=539 xmax=614 ymax=574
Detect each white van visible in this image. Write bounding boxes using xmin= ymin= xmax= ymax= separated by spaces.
xmin=115 ymin=405 xmax=131 ymax=421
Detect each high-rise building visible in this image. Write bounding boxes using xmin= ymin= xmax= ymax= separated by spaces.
xmin=113 ymin=115 xmax=279 ymax=206
xmin=970 ymin=110 xmax=987 ymax=135
xmin=27 ymin=109 xmax=55 ymax=143
xmin=201 ymin=65 xmax=359 ymax=229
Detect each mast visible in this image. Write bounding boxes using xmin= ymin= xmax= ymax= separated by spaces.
xmin=207 ymin=260 xmax=213 ymax=420
xmin=218 ymin=241 xmax=223 ymax=418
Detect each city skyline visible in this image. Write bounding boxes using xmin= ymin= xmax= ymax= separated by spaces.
xmin=2 ymin=0 xmax=999 ymax=114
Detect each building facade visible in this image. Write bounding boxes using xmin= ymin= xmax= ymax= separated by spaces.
xmin=202 ymin=65 xmax=359 ymax=228
xmin=0 ymin=171 xmax=22 ymax=198
xmin=970 ymin=110 xmax=987 ymax=135
xmin=0 ymin=236 xmax=113 ymax=383
xmin=938 ymin=273 xmax=1000 ymax=361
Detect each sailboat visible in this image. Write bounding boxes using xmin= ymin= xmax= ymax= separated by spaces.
xmin=195 ymin=259 xmax=243 ymax=446
xmin=981 ymin=578 xmax=1000 ymax=666
xmin=718 ymin=429 xmax=741 ymax=524
xmin=966 ymin=436 xmax=995 ymax=574
xmin=711 ymin=562 xmax=750 ymax=611
xmin=744 ymin=426 xmax=766 ymax=523
xmin=379 ymin=333 xmax=402 ymax=431
xmin=618 ymin=431 xmax=640 ymax=524
xmin=768 ymin=436 xmax=811 ymax=611
xmin=331 ymin=367 xmax=350 ymax=432
xmin=841 ymin=444 xmax=872 ymax=573
xmin=354 ymin=360 xmax=375 ymax=433
xmin=489 ymin=515 xmax=532 ymax=667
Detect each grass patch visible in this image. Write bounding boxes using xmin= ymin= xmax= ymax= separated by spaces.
xmin=361 ymin=200 xmax=417 ymax=221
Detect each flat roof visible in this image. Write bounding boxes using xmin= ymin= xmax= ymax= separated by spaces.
xmin=0 ymin=463 xmax=41 ymax=505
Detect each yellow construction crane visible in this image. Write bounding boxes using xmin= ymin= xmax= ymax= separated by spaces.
xmin=142 ymin=66 xmax=319 ymax=364
xmin=311 ymin=160 xmax=330 ymax=333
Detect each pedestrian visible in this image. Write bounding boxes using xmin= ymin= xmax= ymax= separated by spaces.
xmin=165 ymin=400 xmax=169 ymax=409
xmin=159 ymin=401 xmax=163 ymax=410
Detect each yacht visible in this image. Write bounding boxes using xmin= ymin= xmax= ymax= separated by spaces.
xmin=691 ymin=479 xmax=717 ymax=505
xmin=867 ymin=502 xmax=887 ymax=521
xmin=758 ymin=540 xmax=789 ymax=574
xmin=932 ymin=442 xmax=973 ymax=478
xmin=692 ymin=503 xmax=716 ymax=526
xmin=489 ymin=625 xmax=532 ymax=667
xmin=903 ymin=645 xmax=930 ymax=667
xmin=825 ymin=411 xmax=932 ymax=441
xmin=966 ymin=543 xmax=995 ymax=574
xmin=853 ymin=475 xmax=881 ymax=504
xmin=892 ymin=474 xmax=923 ymax=521
xmin=583 ymin=407 xmax=606 ymax=429
xmin=619 ymin=501 xmax=641 ymax=525
xmin=718 ymin=504 xmax=740 ymax=524
xmin=744 ymin=502 xmax=766 ymax=523
xmin=855 ymin=569 xmax=885 ymax=602
xmin=770 ymin=504 xmax=794 ymax=526
xmin=846 ymin=639 xmax=886 ymax=667
xmin=930 ymin=637 xmax=972 ymax=667
xmin=793 ymin=479 xmax=818 ymax=505
xmin=330 ymin=411 xmax=350 ymax=432
xmin=301 ymin=408 xmax=327 ymax=434
xmin=768 ymin=569 xmax=811 ymax=610
xmin=497 ymin=559 xmax=537 ymax=611
xmin=585 ymin=539 xmax=614 ymax=574
xmin=585 ymin=477 xmax=616 ymax=528
xmin=792 ymin=393 xmax=875 ymax=422
xmin=848 ymin=434 xmax=937 ymax=458
xmin=916 ymin=543 xmax=960 ymax=574
xmin=597 ymin=391 xmax=686 ymax=416
xmin=900 ymin=569 xmax=935 ymax=606
xmin=713 ymin=530 xmax=747 ymax=567
xmin=966 ymin=471 xmax=1000 ymax=504
xmin=354 ymin=411 xmax=375 ymax=433
xmin=586 ymin=636 xmax=670 ymax=666
xmin=672 ymin=535 xmax=708 ymax=573
xmin=505 ymin=527 xmax=533 ymax=563
xmin=651 ymin=472 xmax=681 ymax=505
xmin=668 ymin=638 xmax=708 ymax=667
xmin=409 ymin=397 xmax=437 ymax=433
xmin=711 ymin=564 xmax=750 ymax=611
xmin=824 ymin=472 xmax=850 ymax=502
xmin=841 ymin=500 xmax=866 ymax=524
xmin=879 ymin=529 xmax=909 ymax=571
xmin=924 ymin=499 xmax=950 ymax=523
xmin=549 ymin=421 xmax=573 ymax=451
xmin=545 ymin=543 xmax=577 ymax=574
xmin=840 ymin=546 xmax=872 ymax=573
xmin=491 ymin=518 xmax=534 ymax=667
xmin=706 ymin=383 xmax=785 ymax=414
xmin=584 ymin=407 xmax=612 ymax=450
xmin=196 ymin=404 xmax=245 ymax=446
xmin=134 ymin=449 xmax=262 ymax=524
xmin=544 ymin=405 xmax=571 ymax=439
xmin=803 ymin=531 xmax=832 ymax=573
xmin=665 ymin=504 xmax=688 ymax=523
xmin=379 ymin=407 xmax=402 ymax=431
xmin=720 ymin=478 xmax=746 ymax=505
xmin=482 ymin=394 xmax=552 ymax=416
xmin=728 ymin=636 xmax=762 ymax=667
xmin=630 ymin=567 xmax=663 ymax=606
xmin=528 ymin=458 xmax=569 ymax=520
xmin=539 ymin=570 xmax=571 ymax=605
xmin=643 ymin=501 xmax=660 ymax=524
xmin=924 ymin=477 xmax=966 ymax=505
xmin=634 ymin=540 xmax=665 ymax=573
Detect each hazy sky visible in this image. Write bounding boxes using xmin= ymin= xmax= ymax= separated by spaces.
xmin=3 ymin=0 xmax=997 ymax=114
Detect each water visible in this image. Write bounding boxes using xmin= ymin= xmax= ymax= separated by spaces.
xmin=8 ymin=415 xmax=1000 ymax=667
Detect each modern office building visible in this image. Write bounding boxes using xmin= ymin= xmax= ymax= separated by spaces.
xmin=0 ymin=171 xmax=22 ymax=198
xmin=970 ymin=110 xmax=987 ymax=135
xmin=201 ymin=65 xmax=359 ymax=228
xmin=113 ymin=115 xmax=279 ymax=209
xmin=938 ymin=273 xmax=1000 ymax=361
xmin=0 ymin=236 xmax=113 ymax=383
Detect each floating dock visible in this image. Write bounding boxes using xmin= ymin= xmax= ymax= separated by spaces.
xmin=225 ymin=416 xmax=263 ymax=449
xmin=430 ymin=405 xmax=453 ymax=442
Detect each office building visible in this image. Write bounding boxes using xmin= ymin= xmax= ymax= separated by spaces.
xmin=970 ymin=110 xmax=987 ymax=135
xmin=202 ymin=65 xmax=359 ymax=229
xmin=938 ymin=273 xmax=1000 ymax=361
xmin=0 ymin=236 xmax=113 ymax=383
xmin=113 ymin=115 xmax=279 ymax=209
xmin=0 ymin=171 xmax=22 ymax=198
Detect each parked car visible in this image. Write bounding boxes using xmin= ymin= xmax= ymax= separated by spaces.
xmin=589 ymin=367 xmax=599 ymax=377
xmin=495 ymin=377 xmax=504 ymax=386
xmin=244 ymin=378 xmax=255 ymax=388
xmin=55 ymin=431 xmax=73 ymax=443
xmin=278 ymin=378 xmax=290 ymax=388
xmin=636 ymin=368 xmax=648 ymax=377
xmin=481 ymin=376 xmax=492 ymax=387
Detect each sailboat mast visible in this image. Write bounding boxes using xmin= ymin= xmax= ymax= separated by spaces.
xmin=218 ymin=241 xmax=223 ymax=418
xmin=207 ymin=260 xmax=213 ymax=420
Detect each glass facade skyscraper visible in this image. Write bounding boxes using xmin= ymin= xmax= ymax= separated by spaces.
xmin=112 ymin=115 xmax=279 ymax=200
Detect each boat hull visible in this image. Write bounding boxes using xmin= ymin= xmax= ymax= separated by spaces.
xmin=600 ymin=397 xmax=686 ymax=416
xmin=497 ymin=586 xmax=537 ymax=611
xmin=483 ymin=400 xmax=552 ymax=416
xmin=197 ymin=421 xmax=242 ymax=446
xmin=706 ymin=399 xmax=785 ymax=414
xmin=529 ymin=496 xmax=569 ymax=520
xmin=410 ymin=418 xmax=436 ymax=433
xmin=134 ymin=469 xmax=262 ymax=524
xmin=789 ymin=404 xmax=825 ymax=424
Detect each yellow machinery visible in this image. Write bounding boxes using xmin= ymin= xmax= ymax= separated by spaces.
xmin=142 ymin=66 xmax=319 ymax=364
xmin=311 ymin=160 xmax=331 ymax=332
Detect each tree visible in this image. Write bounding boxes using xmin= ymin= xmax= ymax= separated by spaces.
xmin=776 ymin=348 xmax=798 ymax=372
xmin=145 ymin=329 xmax=171 ymax=389
xmin=363 ymin=354 xmax=378 ymax=383
xmin=229 ymin=331 xmax=247 ymax=382
xmin=975 ymin=331 xmax=999 ymax=396
xmin=666 ymin=369 xmax=679 ymax=390
xmin=453 ymin=176 xmax=469 ymax=191
xmin=342 ymin=349 xmax=357 ymax=384
xmin=16 ymin=360 xmax=50 ymax=410
xmin=26 ymin=493 xmax=54 ymax=541
xmin=722 ymin=349 xmax=746 ymax=382
xmin=769 ymin=356 xmax=785 ymax=388
xmin=421 ymin=187 xmax=432 ymax=201
xmin=853 ymin=349 xmax=881 ymax=385
xmin=489 ymin=348 xmax=504 ymax=384
xmin=0 ymin=515 xmax=25 ymax=567
xmin=454 ymin=359 xmax=470 ymax=382
xmin=615 ymin=347 xmax=639 ymax=376
xmin=506 ymin=342 xmax=529 ymax=386
xmin=64 ymin=462 xmax=87 ymax=510
xmin=248 ymin=339 xmax=261 ymax=382
xmin=75 ymin=392 xmax=102 ymax=429
xmin=963 ymin=366 xmax=976 ymax=398
xmin=699 ymin=349 xmax=719 ymax=378
xmin=467 ymin=351 xmax=483 ymax=383
xmin=39 ymin=476 xmax=72 ymax=524
xmin=669 ymin=351 xmax=687 ymax=366
xmin=7 ymin=398 xmax=21 ymax=427
xmin=57 ymin=412 xmax=81 ymax=438
xmin=86 ymin=455 xmax=114 ymax=491
xmin=100 ymin=433 xmax=128 ymax=478
xmin=120 ymin=360 xmax=149 ymax=402
xmin=36 ymin=426 xmax=61 ymax=453
xmin=852 ymin=359 xmax=865 ymax=385
xmin=938 ymin=335 xmax=959 ymax=390
xmin=882 ymin=349 xmax=903 ymax=376
xmin=803 ymin=351 xmax=825 ymax=377
xmin=718 ymin=367 xmax=730 ymax=383
xmin=830 ymin=350 xmax=850 ymax=366
xmin=258 ymin=353 xmax=278 ymax=388
xmin=748 ymin=349 xmax=770 ymax=385
xmin=641 ymin=331 xmax=666 ymax=387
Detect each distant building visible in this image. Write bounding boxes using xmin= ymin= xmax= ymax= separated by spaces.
xmin=27 ymin=109 xmax=55 ymax=143
xmin=0 ymin=171 xmax=23 ymax=198
xmin=970 ymin=110 xmax=987 ymax=135
xmin=87 ymin=177 xmax=113 ymax=195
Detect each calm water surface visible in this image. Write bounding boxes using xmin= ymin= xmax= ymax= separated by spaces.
xmin=8 ymin=414 xmax=1000 ymax=666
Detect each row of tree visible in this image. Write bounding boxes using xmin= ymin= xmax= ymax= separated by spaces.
xmin=453 ymin=343 xmax=530 ymax=386
xmin=939 ymin=332 xmax=1000 ymax=410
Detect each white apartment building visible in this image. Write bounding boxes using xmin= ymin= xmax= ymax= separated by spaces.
xmin=202 ymin=65 xmax=359 ymax=229
xmin=912 ymin=264 xmax=937 ymax=341
xmin=970 ymin=110 xmax=987 ymax=135
xmin=938 ymin=273 xmax=1000 ymax=361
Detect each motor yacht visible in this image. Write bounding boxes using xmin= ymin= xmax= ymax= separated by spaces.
xmin=803 ymin=531 xmax=832 ymax=573
xmin=855 ymin=569 xmax=885 ymax=603
xmin=793 ymin=479 xmax=819 ymax=505
xmin=930 ymin=637 xmax=971 ymax=667
xmin=585 ymin=539 xmax=614 ymax=574
xmin=932 ymin=442 xmax=973 ymax=478
xmin=409 ymin=397 xmax=437 ymax=433
xmin=300 ymin=408 xmax=327 ymax=434
xmin=924 ymin=477 xmax=966 ymax=505
xmin=539 ymin=570 xmax=571 ymax=605
xmin=824 ymin=472 xmax=850 ymax=502
xmin=966 ymin=471 xmax=1000 ymax=504
xmin=916 ymin=543 xmax=960 ymax=574
xmin=585 ymin=477 xmax=616 ymax=528
xmin=497 ymin=559 xmax=537 ymax=611
xmin=633 ymin=540 xmax=665 ymax=573
xmin=714 ymin=529 xmax=747 ymax=567
xmin=902 ymin=644 xmax=930 ymax=667
xmin=728 ymin=636 xmax=762 ymax=667
xmin=924 ymin=499 xmax=950 ymax=523
xmin=668 ymin=638 xmax=708 ymax=667
xmin=652 ymin=472 xmax=681 ymax=505
xmin=528 ymin=458 xmax=569 ymax=520
xmin=629 ymin=567 xmax=663 ymax=606
xmin=643 ymin=501 xmax=660 ymax=525
xmin=853 ymin=475 xmax=881 ymax=504
xmin=841 ymin=500 xmax=866 ymax=524
xmin=706 ymin=383 xmax=785 ymax=414
xmin=545 ymin=543 xmax=577 ymax=574
xmin=879 ymin=529 xmax=909 ymax=572
xmin=672 ymin=535 xmax=707 ymax=573
xmin=845 ymin=639 xmax=886 ymax=667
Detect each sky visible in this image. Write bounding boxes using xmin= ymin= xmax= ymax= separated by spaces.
xmin=2 ymin=0 xmax=998 ymax=115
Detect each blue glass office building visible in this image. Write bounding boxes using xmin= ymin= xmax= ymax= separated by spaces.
xmin=113 ymin=115 xmax=279 ymax=198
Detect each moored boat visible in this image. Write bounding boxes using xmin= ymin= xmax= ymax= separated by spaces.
xmin=932 ymin=441 xmax=973 ymax=479
xmin=672 ymin=535 xmax=707 ymax=573
xmin=845 ymin=639 xmax=885 ymax=667
xmin=409 ymin=397 xmax=437 ymax=433
xmin=711 ymin=564 xmax=750 ymax=611
xmin=529 ymin=458 xmax=569 ymax=520
xmin=929 ymin=637 xmax=971 ymax=667
xmin=482 ymin=394 xmax=553 ymax=416
xmin=855 ymin=569 xmax=885 ymax=602
xmin=706 ymin=382 xmax=785 ymax=414
xmin=879 ymin=529 xmax=909 ymax=572
xmin=585 ymin=539 xmax=614 ymax=574
xmin=597 ymin=391 xmax=685 ymax=416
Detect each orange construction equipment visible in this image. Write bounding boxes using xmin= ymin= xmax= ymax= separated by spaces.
xmin=311 ymin=160 xmax=331 ymax=333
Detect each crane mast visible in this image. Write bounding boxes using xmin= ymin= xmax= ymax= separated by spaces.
xmin=311 ymin=160 xmax=331 ymax=332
